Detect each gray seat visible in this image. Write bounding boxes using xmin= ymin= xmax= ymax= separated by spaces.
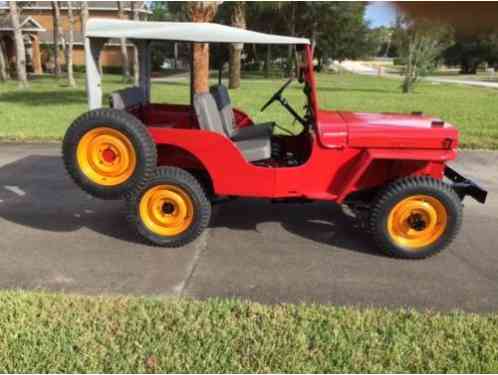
xmin=193 ymin=92 xmax=271 ymax=162
xmin=209 ymin=84 xmax=274 ymax=142
xmin=110 ymin=87 xmax=144 ymax=109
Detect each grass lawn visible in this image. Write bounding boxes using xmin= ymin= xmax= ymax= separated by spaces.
xmin=1 ymin=72 xmax=498 ymax=148
xmin=0 ymin=74 xmax=498 ymax=149
xmin=0 ymin=291 xmax=497 ymax=373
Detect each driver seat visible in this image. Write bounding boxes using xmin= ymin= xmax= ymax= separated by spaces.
xmin=209 ymin=84 xmax=274 ymax=142
xmin=193 ymin=92 xmax=271 ymax=162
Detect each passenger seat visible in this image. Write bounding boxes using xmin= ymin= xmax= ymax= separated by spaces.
xmin=209 ymin=84 xmax=274 ymax=142
xmin=193 ymin=92 xmax=271 ymax=162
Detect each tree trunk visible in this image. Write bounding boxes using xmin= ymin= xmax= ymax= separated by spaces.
xmin=187 ymin=2 xmax=219 ymax=93
xmin=117 ymin=1 xmax=131 ymax=82
xmin=228 ymin=2 xmax=246 ymax=89
xmin=131 ymin=1 xmax=140 ymax=86
xmin=9 ymin=1 xmax=28 ymax=88
xmin=80 ymin=1 xmax=89 ymax=34
xmin=0 ymin=40 xmax=9 ymax=81
xmin=173 ymin=43 xmax=178 ymax=70
xmin=384 ymin=31 xmax=392 ymax=57
xmin=402 ymin=38 xmax=415 ymax=93
xmin=51 ymin=1 xmax=62 ymax=78
xmin=65 ymin=1 xmax=76 ymax=87
xmin=287 ymin=3 xmax=296 ymax=76
xmin=229 ymin=46 xmax=242 ymax=88
xmin=264 ymin=45 xmax=271 ymax=78
xmin=192 ymin=43 xmax=210 ymax=92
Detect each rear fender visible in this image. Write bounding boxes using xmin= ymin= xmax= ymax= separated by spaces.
xmin=148 ymin=127 xmax=275 ymax=197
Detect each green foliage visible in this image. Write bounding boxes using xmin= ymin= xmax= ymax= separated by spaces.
xmin=244 ymin=2 xmax=376 ymax=69
xmin=148 ymin=2 xmax=183 ymax=72
xmin=300 ymin=2 xmax=373 ymax=62
xmin=393 ymin=17 xmax=454 ymax=93
xmin=1 ymin=291 xmax=498 ymax=372
xmin=444 ymin=33 xmax=498 ymax=74
xmin=369 ymin=26 xmax=397 ymax=58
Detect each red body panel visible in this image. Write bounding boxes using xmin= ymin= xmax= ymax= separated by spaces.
xmin=135 ymin=45 xmax=459 ymax=202
xmin=341 ymin=112 xmax=459 ymax=150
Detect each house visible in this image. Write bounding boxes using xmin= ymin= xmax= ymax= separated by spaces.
xmin=0 ymin=1 xmax=150 ymax=74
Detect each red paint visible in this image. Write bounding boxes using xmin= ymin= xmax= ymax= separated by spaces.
xmin=103 ymin=148 xmax=116 ymax=163
xmin=132 ymin=46 xmax=460 ymax=202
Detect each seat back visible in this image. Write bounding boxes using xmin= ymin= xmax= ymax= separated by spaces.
xmin=110 ymin=87 xmax=144 ymax=109
xmin=193 ymin=92 xmax=227 ymax=137
xmin=210 ymin=84 xmax=236 ymax=137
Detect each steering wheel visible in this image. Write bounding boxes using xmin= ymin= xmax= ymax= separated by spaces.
xmin=260 ymin=78 xmax=294 ymax=112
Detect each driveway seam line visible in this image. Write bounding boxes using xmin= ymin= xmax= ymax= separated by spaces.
xmin=177 ymin=229 xmax=210 ymax=296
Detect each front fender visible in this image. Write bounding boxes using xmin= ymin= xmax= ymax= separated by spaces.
xmin=336 ymin=148 xmax=458 ymax=203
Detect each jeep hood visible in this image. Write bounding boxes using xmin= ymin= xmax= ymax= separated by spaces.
xmin=340 ymin=111 xmax=459 ymax=149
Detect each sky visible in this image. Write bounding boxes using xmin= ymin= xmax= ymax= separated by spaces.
xmin=365 ymin=2 xmax=398 ymax=28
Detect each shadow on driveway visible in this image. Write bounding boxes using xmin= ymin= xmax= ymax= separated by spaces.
xmin=0 ymin=155 xmax=377 ymax=256
xmin=0 ymin=155 xmax=141 ymax=244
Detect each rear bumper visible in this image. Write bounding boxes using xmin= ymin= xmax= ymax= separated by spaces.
xmin=445 ymin=167 xmax=487 ymax=204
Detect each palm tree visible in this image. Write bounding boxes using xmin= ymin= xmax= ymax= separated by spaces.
xmin=117 ymin=1 xmax=131 ymax=82
xmin=0 ymin=40 xmax=9 ymax=81
xmin=9 ymin=1 xmax=28 ymax=88
xmin=65 ymin=1 xmax=76 ymax=87
xmin=51 ymin=1 xmax=63 ymax=78
xmin=130 ymin=1 xmax=141 ymax=86
xmin=187 ymin=1 xmax=219 ymax=93
xmin=80 ymin=1 xmax=89 ymax=34
xmin=228 ymin=2 xmax=245 ymax=89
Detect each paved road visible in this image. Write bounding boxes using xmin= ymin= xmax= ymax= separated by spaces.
xmin=0 ymin=144 xmax=497 ymax=312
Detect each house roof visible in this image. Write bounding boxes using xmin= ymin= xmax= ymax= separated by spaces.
xmin=86 ymin=19 xmax=310 ymax=45
xmin=0 ymin=15 xmax=46 ymax=32
xmin=0 ymin=1 xmax=150 ymax=13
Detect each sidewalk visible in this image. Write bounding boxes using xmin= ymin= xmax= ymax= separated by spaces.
xmin=339 ymin=60 xmax=498 ymax=89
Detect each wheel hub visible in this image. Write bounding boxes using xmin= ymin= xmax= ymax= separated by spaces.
xmin=102 ymin=148 xmax=117 ymax=163
xmin=407 ymin=213 xmax=427 ymax=231
xmin=387 ymin=195 xmax=448 ymax=250
xmin=139 ymin=184 xmax=194 ymax=236
xmin=76 ymin=127 xmax=136 ymax=186
xmin=162 ymin=202 xmax=176 ymax=215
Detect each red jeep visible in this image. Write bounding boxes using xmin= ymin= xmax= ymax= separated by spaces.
xmin=63 ymin=19 xmax=487 ymax=259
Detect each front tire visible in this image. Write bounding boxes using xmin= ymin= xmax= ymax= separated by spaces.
xmin=127 ymin=167 xmax=212 ymax=247
xmin=369 ymin=176 xmax=462 ymax=259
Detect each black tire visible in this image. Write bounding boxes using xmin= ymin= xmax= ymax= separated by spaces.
xmin=127 ymin=167 xmax=212 ymax=247
xmin=369 ymin=176 xmax=462 ymax=259
xmin=62 ymin=108 xmax=157 ymax=200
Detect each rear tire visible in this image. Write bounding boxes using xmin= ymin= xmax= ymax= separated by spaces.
xmin=127 ymin=167 xmax=212 ymax=247
xmin=63 ymin=108 xmax=156 ymax=200
xmin=369 ymin=176 xmax=462 ymax=259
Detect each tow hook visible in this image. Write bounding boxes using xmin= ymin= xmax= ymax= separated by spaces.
xmin=445 ymin=167 xmax=487 ymax=204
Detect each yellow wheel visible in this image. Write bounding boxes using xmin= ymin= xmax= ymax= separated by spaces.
xmin=128 ymin=167 xmax=211 ymax=247
xmin=370 ymin=177 xmax=462 ymax=259
xmin=139 ymin=184 xmax=194 ymax=237
xmin=63 ymin=109 xmax=156 ymax=200
xmin=387 ymin=195 xmax=448 ymax=249
xmin=77 ymin=127 xmax=136 ymax=186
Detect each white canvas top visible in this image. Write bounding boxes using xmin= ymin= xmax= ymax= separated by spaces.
xmin=86 ymin=18 xmax=310 ymax=45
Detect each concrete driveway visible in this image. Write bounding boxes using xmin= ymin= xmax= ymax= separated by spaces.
xmin=0 ymin=144 xmax=496 ymax=312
